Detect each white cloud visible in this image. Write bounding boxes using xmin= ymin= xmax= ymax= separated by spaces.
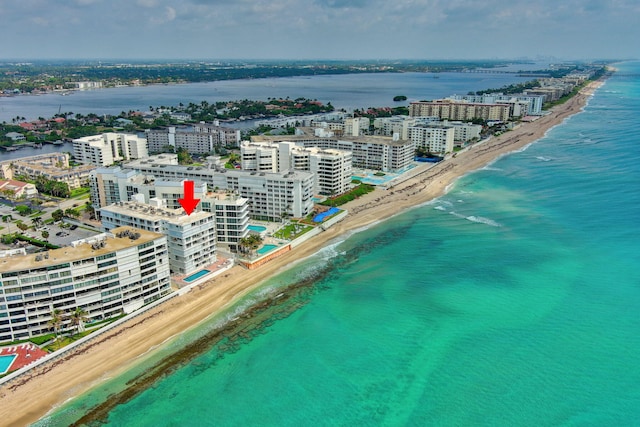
xmin=0 ymin=0 xmax=637 ymax=59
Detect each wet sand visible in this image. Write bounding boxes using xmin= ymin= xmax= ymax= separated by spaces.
xmin=0 ymin=80 xmax=604 ymax=426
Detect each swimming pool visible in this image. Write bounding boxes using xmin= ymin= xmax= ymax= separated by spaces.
xmin=0 ymin=354 xmax=17 ymax=375
xmin=183 ymin=269 xmax=211 ymax=283
xmin=248 ymin=225 xmax=267 ymax=232
xmin=257 ymin=244 xmax=279 ymax=255
xmin=313 ymin=207 xmax=340 ymax=223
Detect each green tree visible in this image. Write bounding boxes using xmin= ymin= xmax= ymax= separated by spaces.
xmin=70 ymin=307 xmax=89 ymax=335
xmin=41 ymin=230 xmax=49 ymax=240
xmin=14 ymin=205 xmax=33 ymax=216
xmin=64 ymin=208 xmax=80 ymax=218
xmin=32 ymin=216 xmax=43 ymax=229
xmin=85 ymin=201 xmax=96 ymax=220
xmin=48 ymin=309 xmax=64 ymax=346
xmin=51 ymin=209 xmax=64 ymax=222
xmin=176 ymin=147 xmax=193 ymax=165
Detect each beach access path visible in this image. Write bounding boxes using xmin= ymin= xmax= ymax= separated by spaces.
xmin=0 ymin=79 xmax=605 ymax=427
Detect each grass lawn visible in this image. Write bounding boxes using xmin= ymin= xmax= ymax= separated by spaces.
xmin=274 ymin=223 xmax=314 ymax=240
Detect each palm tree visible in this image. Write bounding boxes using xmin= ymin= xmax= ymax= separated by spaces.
xmin=70 ymin=307 xmax=89 ymax=335
xmin=32 ymin=217 xmax=43 ymax=229
xmin=48 ymin=309 xmax=64 ymax=345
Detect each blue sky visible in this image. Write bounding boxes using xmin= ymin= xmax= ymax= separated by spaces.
xmin=0 ymin=0 xmax=637 ymax=60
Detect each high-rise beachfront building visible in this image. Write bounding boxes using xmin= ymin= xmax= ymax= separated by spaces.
xmin=200 ymin=193 xmax=250 ymax=253
xmin=408 ymin=124 xmax=455 ymax=154
xmin=89 ymin=167 xmax=208 ymax=211
xmin=448 ymin=94 xmax=545 ymax=116
xmin=240 ymin=141 xmax=352 ymax=196
xmin=89 ymin=167 xmax=250 ymax=252
xmin=117 ymin=155 xmax=314 ymax=221
xmin=409 ymin=100 xmax=511 ymax=122
xmin=0 ymin=227 xmax=171 ymax=343
xmin=145 ymin=123 xmax=241 ymax=154
xmin=209 ymin=169 xmax=315 ymax=221
xmin=251 ymin=131 xmax=416 ymax=173
xmin=73 ymin=133 xmax=148 ymax=167
xmin=99 ymin=203 xmax=216 ymax=275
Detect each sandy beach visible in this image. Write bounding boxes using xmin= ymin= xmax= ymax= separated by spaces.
xmin=0 ymin=80 xmax=604 ymax=426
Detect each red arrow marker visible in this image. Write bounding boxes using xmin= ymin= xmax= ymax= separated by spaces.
xmin=178 ymin=180 xmax=200 ymax=215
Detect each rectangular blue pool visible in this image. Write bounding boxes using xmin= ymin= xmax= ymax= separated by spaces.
xmin=183 ymin=269 xmax=211 ymax=283
xmin=257 ymin=244 xmax=279 ymax=255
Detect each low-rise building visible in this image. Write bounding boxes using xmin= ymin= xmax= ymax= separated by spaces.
xmin=0 ymin=153 xmax=95 ymax=189
xmin=0 ymin=179 xmax=38 ymax=199
xmin=0 ymin=227 xmax=171 ymax=343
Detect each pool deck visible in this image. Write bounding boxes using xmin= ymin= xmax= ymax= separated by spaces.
xmin=172 ymin=256 xmax=234 ymax=290
xmin=0 ymin=343 xmax=49 ymax=374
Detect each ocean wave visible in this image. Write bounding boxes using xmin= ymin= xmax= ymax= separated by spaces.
xmin=536 ymin=156 xmax=552 ymax=162
xmin=449 ymin=211 xmax=502 ymax=227
xmin=465 ymin=215 xmax=502 ymax=227
xmin=433 ymin=205 xmax=447 ymax=211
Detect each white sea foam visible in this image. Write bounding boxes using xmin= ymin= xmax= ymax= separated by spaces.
xmin=536 ymin=156 xmax=552 ymax=162
xmin=466 ymin=216 xmax=502 ymax=227
xmin=449 ymin=211 xmax=466 ymax=219
xmin=433 ymin=205 xmax=447 ymax=211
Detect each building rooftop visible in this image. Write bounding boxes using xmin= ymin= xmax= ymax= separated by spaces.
xmin=0 ymin=227 xmax=164 ymax=274
xmin=101 ymin=202 xmax=212 ymax=225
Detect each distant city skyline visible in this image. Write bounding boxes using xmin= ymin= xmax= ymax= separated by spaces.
xmin=0 ymin=0 xmax=638 ymax=60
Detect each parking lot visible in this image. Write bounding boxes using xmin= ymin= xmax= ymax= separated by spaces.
xmin=0 ymin=196 xmax=101 ymax=249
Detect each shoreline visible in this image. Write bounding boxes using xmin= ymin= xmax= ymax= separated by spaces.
xmin=0 ymin=79 xmax=605 ymax=426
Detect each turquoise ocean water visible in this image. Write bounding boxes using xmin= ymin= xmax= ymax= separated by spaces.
xmin=40 ymin=62 xmax=640 ymax=426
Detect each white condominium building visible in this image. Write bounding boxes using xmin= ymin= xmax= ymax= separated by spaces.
xmin=121 ymin=155 xmax=315 ymax=221
xmin=443 ymin=121 xmax=482 ymax=144
xmin=409 ymin=100 xmax=511 ymax=122
xmin=146 ymin=124 xmax=241 ymax=154
xmin=344 ymin=117 xmax=370 ymax=136
xmin=209 ymin=169 xmax=315 ymax=221
xmin=448 ymin=94 xmax=545 ymax=116
xmin=408 ymin=124 xmax=455 ymax=154
xmin=0 ymin=227 xmax=171 ymax=343
xmin=241 ymin=141 xmax=352 ymax=196
xmin=201 ymin=193 xmax=250 ymax=252
xmin=90 ymin=166 xmax=249 ymax=252
xmin=251 ymin=132 xmax=415 ymax=173
xmin=100 ymin=202 xmax=217 ymax=275
xmin=89 ymin=167 xmax=207 ymax=210
xmin=73 ymin=133 xmax=148 ymax=166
